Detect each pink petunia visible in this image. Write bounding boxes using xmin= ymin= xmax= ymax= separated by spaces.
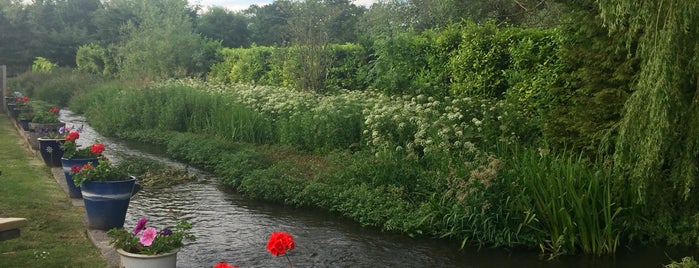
xmin=133 ymin=218 xmax=148 ymax=235
xmin=140 ymin=227 xmax=157 ymax=246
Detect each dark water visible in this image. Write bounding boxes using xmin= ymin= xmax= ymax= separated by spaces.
xmin=59 ymin=110 xmax=697 ymax=267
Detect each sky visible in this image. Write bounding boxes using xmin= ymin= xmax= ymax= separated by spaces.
xmin=194 ymin=0 xmax=379 ymax=12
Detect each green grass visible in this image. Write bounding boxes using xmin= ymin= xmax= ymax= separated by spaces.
xmin=0 ymin=114 xmax=108 ymax=267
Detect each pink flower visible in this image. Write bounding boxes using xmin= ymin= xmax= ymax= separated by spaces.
xmin=133 ymin=218 xmax=148 ymax=235
xmin=140 ymin=227 xmax=157 ymax=246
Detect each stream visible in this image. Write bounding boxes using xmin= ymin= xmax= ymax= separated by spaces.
xmin=59 ymin=110 xmax=697 ymax=267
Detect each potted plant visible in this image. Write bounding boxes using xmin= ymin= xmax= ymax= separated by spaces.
xmin=32 ymin=104 xmax=65 ymax=163
xmin=7 ymin=96 xmax=28 ymax=119
xmin=108 ymin=214 xmax=195 ymax=268
xmin=60 ymin=130 xmax=104 ymax=198
xmin=29 ymin=106 xmax=63 ymax=131
xmin=36 ymin=123 xmax=71 ymax=167
xmin=71 ymin=156 xmax=137 ymax=230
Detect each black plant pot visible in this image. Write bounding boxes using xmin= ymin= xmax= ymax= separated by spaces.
xmin=37 ymin=138 xmax=65 ymax=167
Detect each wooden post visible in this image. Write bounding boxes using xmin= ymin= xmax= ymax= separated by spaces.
xmin=1 ymin=65 xmax=6 ymax=113
xmin=0 ymin=65 xmax=9 ymax=113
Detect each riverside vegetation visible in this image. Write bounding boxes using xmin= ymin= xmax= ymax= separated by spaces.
xmin=3 ymin=0 xmax=698 ymax=264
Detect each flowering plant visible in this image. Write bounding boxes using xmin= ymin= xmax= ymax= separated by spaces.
xmin=267 ymin=231 xmax=295 ymax=267
xmin=30 ymin=107 xmax=61 ymax=124
xmin=214 ymin=231 xmax=294 ymax=268
xmin=107 ymin=212 xmax=195 ymax=255
xmin=70 ymin=156 xmax=129 ymax=186
xmin=214 ymin=262 xmax=239 ymax=268
xmin=60 ymin=129 xmax=104 ymax=159
xmin=16 ymin=96 xmax=29 ymax=105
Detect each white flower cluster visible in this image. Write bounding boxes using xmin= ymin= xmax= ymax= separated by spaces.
xmin=155 ymin=79 xmax=521 ymax=156
xmin=362 ymin=93 xmax=519 ymax=159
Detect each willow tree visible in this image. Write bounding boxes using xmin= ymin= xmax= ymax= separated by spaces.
xmin=597 ymin=0 xmax=699 ymax=209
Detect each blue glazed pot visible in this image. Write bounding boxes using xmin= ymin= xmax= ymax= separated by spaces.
xmin=60 ymin=157 xmax=99 ymax=198
xmin=81 ymin=176 xmax=136 ymax=230
xmin=19 ymin=119 xmax=31 ymax=131
xmin=37 ymin=138 xmax=65 ymax=167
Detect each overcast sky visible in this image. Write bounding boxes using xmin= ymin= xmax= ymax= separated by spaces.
xmin=194 ymin=0 xmax=378 ymax=11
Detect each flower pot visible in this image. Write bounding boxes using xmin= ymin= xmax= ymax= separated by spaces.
xmin=19 ymin=119 xmax=31 ymax=131
xmin=116 ymin=248 xmax=178 ymax=268
xmin=81 ymin=177 xmax=136 ymax=230
xmin=29 ymin=122 xmax=65 ymax=132
xmin=61 ymin=157 xmax=99 ymax=198
xmin=28 ymin=130 xmax=39 ymax=150
xmin=7 ymin=104 xmax=20 ymax=118
xmin=37 ymin=138 xmax=65 ymax=167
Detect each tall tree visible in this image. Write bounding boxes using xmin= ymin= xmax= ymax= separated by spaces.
xmin=0 ymin=0 xmax=34 ymax=74
xmin=90 ymin=0 xmax=138 ymax=46
xmin=599 ymin=0 xmax=699 ymax=211
xmin=115 ymin=0 xmax=221 ymax=79
xmin=24 ymin=0 xmax=102 ymax=66
xmin=245 ymin=0 xmax=294 ymax=46
xmin=195 ymin=7 xmax=250 ymax=48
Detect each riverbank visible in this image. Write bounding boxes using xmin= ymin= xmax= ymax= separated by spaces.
xmin=0 ymin=113 xmax=113 ymax=267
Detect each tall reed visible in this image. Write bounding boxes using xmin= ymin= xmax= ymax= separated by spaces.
xmin=503 ymin=146 xmax=621 ymax=256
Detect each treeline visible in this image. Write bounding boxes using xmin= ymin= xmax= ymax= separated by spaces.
xmin=0 ymin=0 xmax=562 ymax=76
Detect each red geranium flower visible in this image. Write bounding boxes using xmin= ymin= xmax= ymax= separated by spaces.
xmin=91 ymin=143 xmax=105 ymax=154
xmin=66 ymin=131 xmax=80 ymax=141
xmin=70 ymin=164 xmax=82 ymax=173
xmin=81 ymin=163 xmax=93 ymax=172
xmin=49 ymin=107 xmax=60 ymax=114
xmin=213 ymin=262 xmax=238 ymax=268
xmin=266 ymin=231 xmax=295 ymax=256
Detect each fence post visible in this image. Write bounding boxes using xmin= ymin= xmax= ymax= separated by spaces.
xmin=1 ymin=65 xmax=6 ymax=113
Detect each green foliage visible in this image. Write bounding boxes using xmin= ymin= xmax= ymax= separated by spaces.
xmin=277 ymin=91 xmax=367 ymax=153
xmin=71 ymin=157 xmax=130 ymax=186
xmin=216 ymin=146 xmax=273 ymax=188
xmin=368 ymin=32 xmax=430 ymax=95
xmin=598 ymin=0 xmax=699 ymax=241
xmin=32 ymin=57 xmax=57 ymax=73
xmin=209 ymin=44 xmax=368 ymax=91
xmin=9 ymin=67 xmax=104 ymax=107
xmin=115 ymin=0 xmax=221 ymax=80
xmin=447 ymin=21 xmax=510 ymax=98
xmin=326 ymin=43 xmax=370 ymax=90
xmin=541 ymin=6 xmax=636 ymax=158
xmin=195 ymin=7 xmax=251 ymax=48
xmin=29 ymin=100 xmax=61 ymax=124
xmin=209 ymin=46 xmax=276 ymax=84
xmin=239 ymin=161 xmax=309 ymax=203
xmin=76 ymin=43 xmax=115 ymax=76
xmin=165 ymin=132 xmax=242 ymax=170
xmin=502 ymin=147 xmax=621 ymax=256
xmin=666 ymin=257 xmax=699 ymax=268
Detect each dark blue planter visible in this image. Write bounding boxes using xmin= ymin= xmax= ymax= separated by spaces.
xmin=37 ymin=138 xmax=65 ymax=167
xmin=19 ymin=119 xmax=31 ymax=131
xmin=61 ymin=157 xmax=99 ymax=198
xmin=81 ymin=177 xmax=136 ymax=230
xmin=7 ymin=104 xmax=20 ymax=118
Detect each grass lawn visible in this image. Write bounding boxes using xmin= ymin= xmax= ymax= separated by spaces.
xmin=0 ymin=113 xmax=108 ymax=267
